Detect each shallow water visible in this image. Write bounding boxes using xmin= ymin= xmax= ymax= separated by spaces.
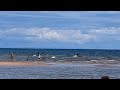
xmin=1 ymin=48 xmax=120 ymax=61
xmin=0 ymin=62 xmax=120 ymax=79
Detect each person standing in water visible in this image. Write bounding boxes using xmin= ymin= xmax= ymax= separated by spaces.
xmin=38 ymin=52 xmax=41 ymax=60
xmin=10 ymin=52 xmax=14 ymax=59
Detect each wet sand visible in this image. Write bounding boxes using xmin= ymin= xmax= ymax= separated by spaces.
xmin=0 ymin=60 xmax=120 ymax=79
xmin=57 ymin=59 xmax=120 ymax=64
xmin=0 ymin=60 xmax=120 ymax=67
xmin=0 ymin=61 xmax=48 ymax=66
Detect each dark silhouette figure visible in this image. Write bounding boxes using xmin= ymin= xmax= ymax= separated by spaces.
xmin=38 ymin=52 xmax=40 ymax=56
xmin=38 ymin=52 xmax=41 ymax=60
xmin=26 ymin=58 xmax=28 ymax=61
xmin=10 ymin=52 xmax=14 ymax=59
xmin=77 ymin=53 xmax=79 ymax=57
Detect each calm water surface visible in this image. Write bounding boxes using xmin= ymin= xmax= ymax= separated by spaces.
xmin=0 ymin=48 xmax=120 ymax=79
xmin=0 ymin=62 xmax=119 ymax=79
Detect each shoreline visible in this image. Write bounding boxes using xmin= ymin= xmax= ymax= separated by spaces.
xmin=0 ymin=61 xmax=48 ymax=66
xmin=54 ymin=60 xmax=120 ymax=65
xmin=0 ymin=60 xmax=120 ymax=66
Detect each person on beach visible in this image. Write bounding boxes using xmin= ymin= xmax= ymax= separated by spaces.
xmin=77 ymin=53 xmax=79 ymax=57
xmin=10 ymin=52 xmax=14 ymax=59
xmin=37 ymin=52 xmax=40 ymax=56
xmin=26 ymin=58 xmax=29 ymax=61
xmin=38 ymin=52 xmax=42 ymax=60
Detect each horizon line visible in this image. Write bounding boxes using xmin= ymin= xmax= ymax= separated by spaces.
xmin=0 ymin=47 xmax=120 ymax=50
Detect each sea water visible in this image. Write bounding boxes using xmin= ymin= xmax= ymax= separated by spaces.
xmin=0 ymin=48 xmax=120 ymax=79
xmin=0 ymin=62 xmax=120 ymax=79
xmin=0 ymin=48 xmax=120 ymax=61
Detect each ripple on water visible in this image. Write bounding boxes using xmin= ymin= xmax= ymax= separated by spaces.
xmin=0 ymin=62 xmax=120 ymax=79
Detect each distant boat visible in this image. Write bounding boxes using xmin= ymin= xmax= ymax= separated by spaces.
xmin=51 ymin=56 xmax=56 ymax=58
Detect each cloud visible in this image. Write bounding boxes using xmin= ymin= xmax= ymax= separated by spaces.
xmin=88 ymin=27 xmax=120 ymax=36
xmin=87 ymin=27 xmax=120 ymax=42
xmin=70 ymin=31 xmax=96 ymax=44
xmin=1 ymin=26 xmax=120 ymax=44
xmin=1 ymin=11 xmax=120 ymax=30
xmin=0 ymin=27 xmax=96 ymax=44
xmin=2 ymin=11 xmax=120 ymax=20
xmin=25 ymin=28 xmax=96 ymax=44
xmin=0 ymin=11 xmax=65 ymax=19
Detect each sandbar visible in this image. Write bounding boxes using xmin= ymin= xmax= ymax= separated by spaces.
xmin=0 ymin=61 xmax=48 ymax=66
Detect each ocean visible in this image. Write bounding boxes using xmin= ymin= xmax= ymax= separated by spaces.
xmin=0 ymin=48 xmax=120 ymax=61
xmin=0 ymin=48 xmax=120 ymax=79
xmin=0 ymin=62 xmax=120 ymax=79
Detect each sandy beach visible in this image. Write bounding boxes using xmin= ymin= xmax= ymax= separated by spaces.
xmin=0 ymin=60 xmax=120 ymax=67
xmin=0 ymin=61 xmax=48 ymax=66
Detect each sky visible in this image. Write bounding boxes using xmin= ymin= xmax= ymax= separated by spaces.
xmin=0 ymin=11 xmax=120 ymax=49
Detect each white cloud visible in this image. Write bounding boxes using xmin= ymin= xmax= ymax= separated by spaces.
xmin=1 ymin=27 xmax=120 ymax=44
xmin=88 ymin=27 xmax=120 ymax=36
xmin=87 ymin=27 xmax=120 ymax=41
xmin=25 ymin=28 xmax=96 ymax=44
xmin=71 ymin=31 xmax=96 ymax=44
xmin=0 ymin=27 xmax=96 ymax=44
